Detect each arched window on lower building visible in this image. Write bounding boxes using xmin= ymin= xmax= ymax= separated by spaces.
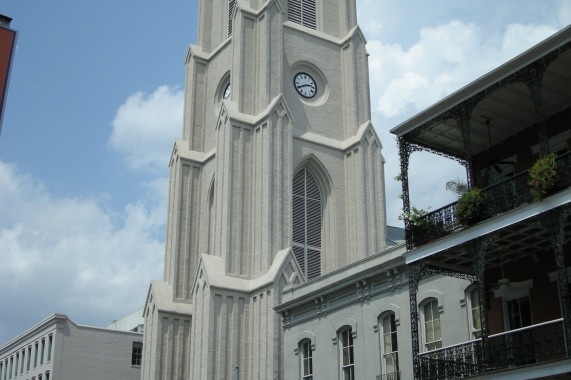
xmin=292 ymin=168 xmax=322 ymax=280
xmin=299 ymin=339 xmax=313 ymax=380
xmin=338 ymin=327 xmax=355 ymax=380
xmin=379 ymin=312 xmax=399 ymax=379
xmin=422 ymin=299 xmax=442 ymax=351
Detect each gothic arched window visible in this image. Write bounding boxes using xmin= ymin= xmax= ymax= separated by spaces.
xmin=292 ymin=168 xmax=322 ymax=279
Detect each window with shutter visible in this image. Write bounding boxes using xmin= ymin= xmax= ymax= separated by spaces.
xmin=288 ymin=0 xmax=316 ymax=30
xmin=292 ymin=168 xmax=322 ymax=279
xmin=228 ymin=0 xmax=237 ymax=36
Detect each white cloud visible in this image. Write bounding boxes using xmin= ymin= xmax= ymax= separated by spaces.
xmin=501 ymin=24 xmax=558 ymax=59
xmin=558 ymin=0 xmax=571 ymax=26
xmin=0 ymin=162 xmax=164 ymax=343
xmin=108 ymin=85 xmax=184 ymax=172
xmin=363 ymin=15 xmax=560 ymax=225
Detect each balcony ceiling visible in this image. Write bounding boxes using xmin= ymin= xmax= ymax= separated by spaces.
xmin=428 ymin=213 xmax=571 ymax=276
xmin=392 ymin=26 xmax=571 ymax=160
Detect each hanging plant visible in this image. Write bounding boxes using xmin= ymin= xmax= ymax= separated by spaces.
xmin=528 ymin=153 xmax=558 ymax=201
xmin=455 ymin=188 xmax=486 ymax=225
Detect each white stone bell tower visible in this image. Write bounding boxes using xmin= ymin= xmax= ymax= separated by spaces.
xmin=141 ymin=0 xmax=387 ymax=378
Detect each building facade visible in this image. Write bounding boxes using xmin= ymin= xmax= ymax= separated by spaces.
xmin=392 ymin=25 xmax=571 ymax=380
xmin=141 ymin=0 xmax=387 ymax=379
xmin=276 ymin=25 xmax=571 ymax=380
xmin=0 ymin=14 xmax=17 ymax=135
xmin=0 ymin=313 xmax=143 ymax=380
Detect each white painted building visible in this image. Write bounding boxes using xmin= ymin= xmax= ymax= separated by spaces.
xmin=0 ymin=313 xmax=143 ymax=380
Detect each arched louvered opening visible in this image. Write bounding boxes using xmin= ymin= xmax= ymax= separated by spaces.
xmin=292 ymin=168 xmax=322 ymax=280
xmin=228 ymin=0 xmax=236 ymax=37
xmin=288 ymin=0 xmax=317 ymax=30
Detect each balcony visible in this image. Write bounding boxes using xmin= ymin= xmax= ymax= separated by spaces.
xmin=407 ymin=151 xmax=571 ymax=249
xmin=418 ymin=319 xmax=566 ymax=379
xmin=376 ymin=372 xmax=401 ymax=380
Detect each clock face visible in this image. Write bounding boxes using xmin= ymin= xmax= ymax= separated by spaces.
xmin=223 ymin=83 xmax=231 ymax=100
xmin=294 ymin=73 xmax=317 ymax=98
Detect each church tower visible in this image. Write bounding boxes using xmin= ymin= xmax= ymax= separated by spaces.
xmin=142 ymin=0 xmax=386 ymax=378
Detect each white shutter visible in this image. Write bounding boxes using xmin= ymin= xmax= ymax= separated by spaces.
xmin=292 ymin=168 xmax=322 ymax=279
xmin=288 ymin=0 xmax=316 ymax=30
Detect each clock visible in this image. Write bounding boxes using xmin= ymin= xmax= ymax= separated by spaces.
xmin=294 ymin=72 xmax=317 ymax=98
xmin=223 ymin=82 xmax=231 ymax=100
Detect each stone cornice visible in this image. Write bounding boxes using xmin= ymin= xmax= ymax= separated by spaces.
xmin=191 ymin=248 xmax=302 ymax=296
xmin=292 ymin=120 xmax=378 ymax=152
xmin=284 ymin=22 xmax=367 ymax=49
xmin=0 ymin=313 xmax=66 ymax=353
xmin=276 ymin=244 xmax=406 ymax=312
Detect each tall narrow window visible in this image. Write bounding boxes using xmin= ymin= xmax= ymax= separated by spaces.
xmin=468 ymin=288 xmax=482 ymax=338
xmin=40 ymin=338 xmax=45 ymax=365
xmin=20 ymin=349 xmax=24 ymax=373
xmin=228 ymin=0 xmax=237 ymax=36
xmin=45 ymin=371 xmax=50 ymax=380
xmin=300 ymin=340 xmax=313 ymax=380
xmin=47 ymin=335 xmax=52 ymax=362
xmin=288 ymin=0 xmax=317 ymax=29
xmin=339 ymin=327 xmax=355 ymax=380
xmin=14 ymin=354 xmax=18 ymax=376
xmin=292 ymin=168 xmax=322 ymax=279
xmin=34 ymin=342 xmax=38 ymax=367
xmin=132 ymin=342 xmax=143 ymax=366
xmin=423 ymin=300 xmax=442 ymax=351
xmin=27 ymin=346 xmax=31 ymax=371
xmin=380 ymin=313 xmax=399 ymax=380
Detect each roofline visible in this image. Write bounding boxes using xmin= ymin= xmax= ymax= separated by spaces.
xmin=390 ymin=24 xmax=571 ymax=137
xmin=1 ymin=313 xmax=142 ymax=352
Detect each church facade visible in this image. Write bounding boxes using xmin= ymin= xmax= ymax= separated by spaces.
xmin=141 ymin=0 xmax=387 ymax=379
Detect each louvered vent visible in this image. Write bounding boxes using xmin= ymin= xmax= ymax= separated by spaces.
xmin=292 ymin=168 xmax=322 ymax=279
xmin=288 ymin=0 xmax=316 ymax=30
xmin=228 ymin=0 xmax=237 ymax=36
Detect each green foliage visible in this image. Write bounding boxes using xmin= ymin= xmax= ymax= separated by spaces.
xmin=445 ymin=179 xmax=469 ymax=196
xmin=455 ymin=188 xmax=486 ymax=225
xmin=528 ymin=153 xmax=558 ymax=201
xmin=399 ymin=206 xmax=429 ymax=226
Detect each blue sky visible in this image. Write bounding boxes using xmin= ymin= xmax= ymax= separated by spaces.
xmin=0 ymin=0 xmax=569 ymax=344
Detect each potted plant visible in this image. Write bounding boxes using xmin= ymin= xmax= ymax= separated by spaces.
xmin=528 ymin=153 xmax=558 ymax=201
xmin=455 ymin=188 xmax=486 ymax=225
xmin=399 ymin=206 xmax=446 ymax=246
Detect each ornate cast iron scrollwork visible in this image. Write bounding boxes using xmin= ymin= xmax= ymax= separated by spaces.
xmin=409 ymin=261 xmax=426 ymax=380
xmin=540 ymin=206 xmax=571 ymax=355
xmin=418 ymin=320 xmax=565 ymax=379
xmin=406 ymin=152 xmax=570 ymax=248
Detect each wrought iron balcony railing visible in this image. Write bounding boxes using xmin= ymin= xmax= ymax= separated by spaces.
xmin=417 ymin=319 xmax=566 ymax=380
xmin=376 ymin=371 xmax=400 ymax=380
xmin=407 ymin=151 xmax=571 ymax=248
